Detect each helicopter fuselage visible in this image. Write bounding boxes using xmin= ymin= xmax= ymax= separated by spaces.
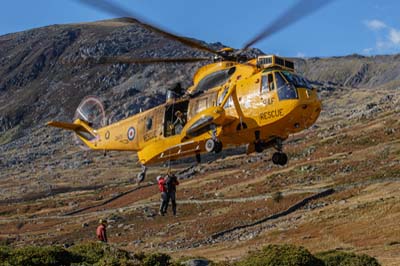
xmin=53 ymin=55 xmax=320 ymax=166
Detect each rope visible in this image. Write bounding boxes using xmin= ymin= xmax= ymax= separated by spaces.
xmin=166 ymin=92 xmax=177 ymax=173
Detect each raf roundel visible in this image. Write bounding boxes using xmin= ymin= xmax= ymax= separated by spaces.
xmin=127 ymin=127 xmax=136 ymax=141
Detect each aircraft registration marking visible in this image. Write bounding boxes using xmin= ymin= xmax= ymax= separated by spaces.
xmin=115 ymin=134 xmax=123 ymax=141
xmin=262 ymin=97 xmax=275 ymax=105
xmin=144 ymin=132 xmax=156 ymax=142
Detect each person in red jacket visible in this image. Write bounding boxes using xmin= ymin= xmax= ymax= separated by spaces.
xmin=96 ymin=219 xmax=108 ymax=243
xmin=157 ymin=175 xmax=168 ymax=216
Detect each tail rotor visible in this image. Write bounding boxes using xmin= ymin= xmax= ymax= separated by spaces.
xmin=73 ymin=96 xmax=106 ymax=150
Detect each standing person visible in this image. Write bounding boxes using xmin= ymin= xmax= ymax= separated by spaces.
xmin=157 ymin=175 xmax=168 ymax=216
xmin=173 ymin=110 xmax=186 ymax=135
xmin=96 ymin=219 xmax=108 ymax=243
xmin=164 ymin=172 xmax=179 ymax=216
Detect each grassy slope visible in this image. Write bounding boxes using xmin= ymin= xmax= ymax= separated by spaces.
xmin=0 ymin=87 xmax=399 ymax=265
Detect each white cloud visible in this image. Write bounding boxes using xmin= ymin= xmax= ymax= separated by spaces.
xmin=296 ymin=52 xmax=306 ymax=58
xmin=364 ymin=19 xmax=387 ymax=31
xmin=362 ymin=48 xmax=373 ymax=55
xmin=363 ymin=19 xmax=400 ymax=54
xmin=389 ymin=28 xmax=400 ymax=44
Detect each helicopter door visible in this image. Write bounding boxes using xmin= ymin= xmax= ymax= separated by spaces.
xmin=259 ymin=72 xmax=278 ymax=107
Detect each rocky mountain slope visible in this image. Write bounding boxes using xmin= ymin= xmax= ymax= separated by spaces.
xmin=0 ymin=19 xmax=213 ymax=138
xmin=1 ymin=19 xmax=400 ymax=265
xmin=1 ymin=19 xmax=400 ymax=141
xmin=294 ymin=54 xmax=400 ymax=89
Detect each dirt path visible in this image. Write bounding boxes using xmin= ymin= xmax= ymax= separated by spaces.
xmin=0 ymin=187 xmax=330 ymax=222
xmin=3 ymin=177 xmax=398 ymax=224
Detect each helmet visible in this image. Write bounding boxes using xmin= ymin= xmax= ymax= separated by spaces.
xmin=156 ymin=175 xmax=162 ymax=181
xmin=99 ymin=219 xmax=107 ymax=224
xmin=175 ymin=110 xmax=182 ymax=116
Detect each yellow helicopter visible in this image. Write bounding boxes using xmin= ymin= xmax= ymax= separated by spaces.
xmin=48 ymin=0 xmax=328 ymax=182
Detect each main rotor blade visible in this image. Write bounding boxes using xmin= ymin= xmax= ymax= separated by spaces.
xmin=97 ymin=56 xmax=211 ymax=64
xmin=243 ymin=0 xmax=334 ymax=50
xmin=78 ymin=0 xmax=219 ymax=55
xmin=61 ymin=56 xmax=210 ymax=66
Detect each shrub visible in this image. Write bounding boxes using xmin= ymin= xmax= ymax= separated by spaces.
xmin=0 ymin=242 xmax=151 ymax=266
xmin=0 ymin=245 xmax=11 ymax=262
xmin=6 ymin=245 xmax=71 ymax=266
xmin=271 ymin=191 xmax=283 ymax=202
xmin=69 ymin=242 xmax=106 ymax=264
xmin=69 ymin=242 xmax=131 ymax=265
xmin=0 ymin=243 xmax=381 ymax=266
xmin=96 ymin=254 xmax=131 ymax=266
xmin=316 ymin=250 xmax=380 ymax=266
xmin=236 ymin=244 xmax=324 ymax=266
xmin=142 ymin=252 xmax=171 ymax=266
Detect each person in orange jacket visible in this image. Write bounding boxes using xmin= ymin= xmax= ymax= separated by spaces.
xmin=96 ymin=219 xmax=108 ymax=243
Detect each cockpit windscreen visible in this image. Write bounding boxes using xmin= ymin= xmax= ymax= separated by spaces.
xmin=281 ymin=71 xmax=312 ymax=89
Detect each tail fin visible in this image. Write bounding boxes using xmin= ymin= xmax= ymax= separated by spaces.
xmin=47 ymin=121 xmax=86 ymax=131
xmin=47 ymin=119 xmax=97 ymax=142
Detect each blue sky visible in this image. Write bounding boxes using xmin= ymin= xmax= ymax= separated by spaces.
xmin=1 ymin=0 xmax=400 ymax=57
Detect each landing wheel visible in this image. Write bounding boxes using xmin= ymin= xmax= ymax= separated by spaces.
xmin=205 ymin=139 xmax=223 ymax=153
xmin=195 ymin=153 xmax=201 ymax=164
xmin=214 ymin=141 xmax=222 ymax=153
xmin=255 ymin=142 xmax=264 ymax=153
xmin=272 ymin=152 xmax=288 ymax=166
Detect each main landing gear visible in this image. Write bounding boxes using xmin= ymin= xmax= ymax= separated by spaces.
xmin=272 ymin=151 xmax=288 ymax=166
xmin=271 ymin=138 xmax=288 ymax=166
xmin=205 ymin=124 xmax=223 ymax=153
xmin=205 ymin=138 xmax=222 ymax=153
xmin=254 ymin=133 xmax=288 ymax=166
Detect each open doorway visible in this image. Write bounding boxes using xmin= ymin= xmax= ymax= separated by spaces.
xmin=164 ymin=100 xmax=189 ymax=137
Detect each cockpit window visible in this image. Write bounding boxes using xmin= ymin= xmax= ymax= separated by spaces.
xmin=275 ymin=72 xmax=286 ymax=89
xmin=276 ymin=72 xmax=298 ymax=100
xmin=281 ymin=71 xmax=312 ymax=89
xmin=261 ymin=73 xmax=275 ymax=92
xmin=192 ymin=67 xmax=236 ymax=94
